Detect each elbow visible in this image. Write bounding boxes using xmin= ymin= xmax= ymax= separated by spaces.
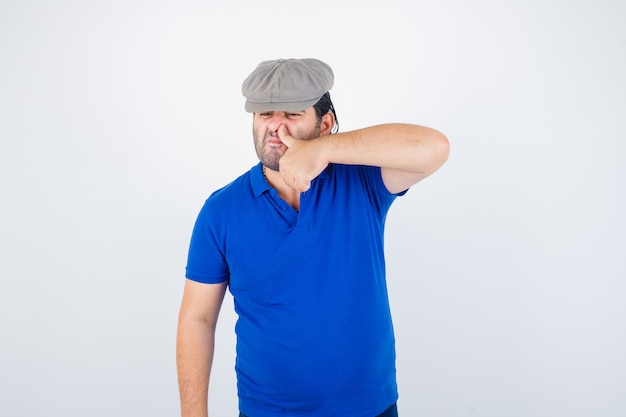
xmin=419 ymin=128 xmax=450 ymax=175
xmin=435 ymin=130 xmax=450 ymax=166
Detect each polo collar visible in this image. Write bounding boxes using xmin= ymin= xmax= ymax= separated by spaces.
xmin=250 ymin=161 xmax=333 ymax=198
xmin=251 ymin=162 xmax=270 ymax=197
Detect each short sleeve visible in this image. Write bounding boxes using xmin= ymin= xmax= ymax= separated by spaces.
xmin=355 ymin=165 xmax=407 ymax=216
xmin=185 ymin=201 xmax=230 ymax=284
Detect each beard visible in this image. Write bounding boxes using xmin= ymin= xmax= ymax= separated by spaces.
xmin=253 ymin=122 xmax=321 ymax=171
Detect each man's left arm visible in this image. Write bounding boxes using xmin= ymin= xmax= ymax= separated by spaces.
xmin=278 ymin=123 xmax=450 ymax=194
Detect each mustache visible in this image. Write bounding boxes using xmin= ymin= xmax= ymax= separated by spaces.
xmin=264 ymin=130 xmax=281 ymax=140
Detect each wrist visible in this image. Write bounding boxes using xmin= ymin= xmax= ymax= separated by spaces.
xmin=317 ymin=133 xmax=335 ymax=166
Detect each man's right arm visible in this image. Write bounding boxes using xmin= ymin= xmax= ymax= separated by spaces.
xmin=176 ymin=278 xmax=228 ymax=417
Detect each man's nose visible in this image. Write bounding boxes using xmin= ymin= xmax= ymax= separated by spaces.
xmin=267 ymin=113 xmax=287 ymax=132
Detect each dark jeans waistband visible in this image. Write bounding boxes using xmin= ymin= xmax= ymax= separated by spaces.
xmin=239 ymin=401 xmax=398 ymax=417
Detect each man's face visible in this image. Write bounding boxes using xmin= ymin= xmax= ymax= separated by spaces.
xmin=252 ymin=108 xmax=321 ymax=171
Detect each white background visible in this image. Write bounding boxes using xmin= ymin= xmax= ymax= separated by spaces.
xmin=1 ymin=1 xmax=625 ymax=416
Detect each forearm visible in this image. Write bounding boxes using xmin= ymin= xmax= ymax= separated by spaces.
xmin=176 ymin=319 xmax=215 ymax=417
xmin=277 ymin=122 xmax=449 ymax=193
xmin=322 ymin=123 xmax=449 ymax=175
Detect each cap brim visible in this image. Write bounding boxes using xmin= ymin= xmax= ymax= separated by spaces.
xmin=244 ymin=97 xmax=321 ymax=113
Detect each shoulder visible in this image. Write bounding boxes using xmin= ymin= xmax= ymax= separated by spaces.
xmin=323 ymin=164 xmax=402 ymax=214
xmin=326 ymin=163 xmax=376 ymax=178
xmin=191 ymin=168 xmax=256 ymax=233
xmin=328 ymin=164 xmax=392 ymax=193
xmin=203 ymin=168 xmax=255 ymax=208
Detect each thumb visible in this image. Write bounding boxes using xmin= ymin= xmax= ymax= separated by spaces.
xmin=277 ymin=124 xmax=294 ymax=148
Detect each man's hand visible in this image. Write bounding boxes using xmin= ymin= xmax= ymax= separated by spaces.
xmin=277 ymin=125 xmax=329 ymax=193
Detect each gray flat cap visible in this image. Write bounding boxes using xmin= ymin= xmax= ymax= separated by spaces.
xmin=242 ymin=58 xmax=334 ymax=113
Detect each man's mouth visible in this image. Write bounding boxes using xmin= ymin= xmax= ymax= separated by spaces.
xmin=265 ymin=134 xmax=283 ymax=146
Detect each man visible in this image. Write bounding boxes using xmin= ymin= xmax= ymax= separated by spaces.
xmin=176 ymin=58 xmax=449 ymax=417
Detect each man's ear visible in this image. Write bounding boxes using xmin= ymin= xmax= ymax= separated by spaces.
xmin=320 ymin=112 xmax=335 ymax=136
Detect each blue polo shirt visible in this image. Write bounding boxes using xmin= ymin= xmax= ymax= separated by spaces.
xmin=186 ymin=162 xmax=404 ymax=417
